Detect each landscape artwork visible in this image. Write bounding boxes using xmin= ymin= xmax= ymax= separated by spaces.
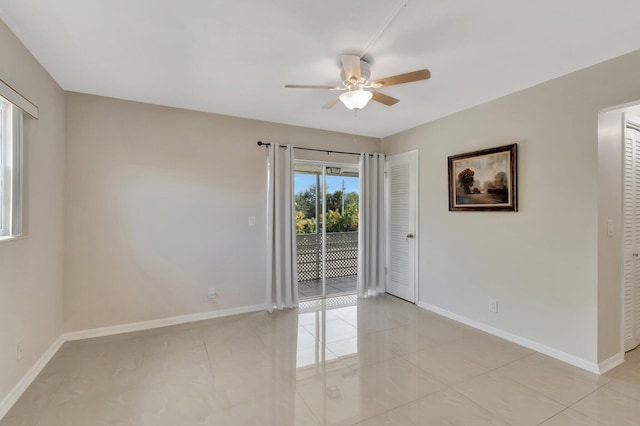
xmin=448 ymin=144 xmax=517 ymax=211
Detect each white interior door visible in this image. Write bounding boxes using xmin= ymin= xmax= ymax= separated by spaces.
xmin=385 ymin=151 xmax=418 ymax=302
xmin=623 ymin=122 xmax=640 ymax=352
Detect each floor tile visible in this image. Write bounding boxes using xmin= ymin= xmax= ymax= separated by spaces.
xmin=496 ymin=353 xmax=609 ymax=406
xmin=539 ymin=408 xmax=604 ymax=426
xmin=327 ymin=333 xmax=400 ymax=368
xmin=355 ymin=357 xmax=446 ymax=409
xmin=133 ymin=377 xmax=224 ymax=425
xmin=2 ymin=295 xmax=640 ymax=426
xmin=403 ymin=345 xmax=489 ymax=386
xmin=302 ymin=318 xmax=358 ymax=343
xmin=570 ymin=387 xmax=640 ymax=425
xmin=603 ymin=376 xmax=640 ymax=402
xmin=39 ymin=387 xmax=136 ymax=426
xmin=218 ymin=392 xmax=319 ymax=426
xmin=367 ymin=326 xmax=437 ymax=357
xmin=603 ymin=355 xmax=640 ymax=381
xmin=413 ymin=315 xmax=483 ymax=344
xmin=141 ymin=327 xmax=204 ymax=355
xmin=296 ymin=366 xmax=367 ymax=425
xmin=454 ymin=371 xmax=566 ymax=426
xmin=443 ymin=333 xmax=534 ymax=370
xmin=356 ymin=389 xmax=511 ymax=426
xmin=141 ymin=346 xmax=212 ymax=386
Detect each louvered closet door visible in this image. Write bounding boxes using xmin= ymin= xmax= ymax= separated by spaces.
xmin=385 ymin=151 xmax=418 ymax=302
xmin=624 ymin=126 xmax=640 ymax=352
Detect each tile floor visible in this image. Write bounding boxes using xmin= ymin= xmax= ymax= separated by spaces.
xmin=298 ymin=276 xmax=357 ymax=299
xmin=2 ymin=295 xmax=640 ymax=425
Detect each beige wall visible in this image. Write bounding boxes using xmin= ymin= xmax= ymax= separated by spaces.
xmin=0 ymin=21 xmax=66 ymax=402
xmin=64 ymin=92 xmax=379 ymax=331
xmin=383 ymin=50 xmax=640 ymax=364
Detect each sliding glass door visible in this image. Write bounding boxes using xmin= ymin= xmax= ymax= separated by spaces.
xmin=294 ymin=161 xmax=359 ymax=299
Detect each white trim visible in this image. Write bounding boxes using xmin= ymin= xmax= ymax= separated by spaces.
xmin=0 ymin=100 xmax=9 ymax=237
xmin=293 ymin=158 xmax=359 ymax=296
xmin=601 ymin=99 xmax=640 ymax=113
xmin=385 ymin=150 xmax=418 ymax=160
xmin=0 ymin=336 xmax=64 ymax=420
xmin=418 ymin=302 xmax=602 ymax=374
xmin=621 ymin=112 xmax=628 ymax=359
xmin=385 ymin=150 xmax=419 ymax=303
xmin=63 ymin=304 xmax=267 ymax=341
xmin=0 ymin=235 xmax=27 ymax=244
xmin=11 ymin=108 xmax=22 ymax=236
xmin=598 ymin=352 xmax=625 ymax=374
xmin=0 ymin=79 xmax=38 ymax=119
xmin=621 ymin=115 xmax=640 ymax=355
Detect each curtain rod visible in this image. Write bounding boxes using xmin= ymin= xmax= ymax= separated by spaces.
xmin=257 ymin=141 xmax=361 ymax=156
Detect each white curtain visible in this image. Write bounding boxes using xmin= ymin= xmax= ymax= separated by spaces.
xmin=266 ymin=143 xmax=298 ymax=312
xmin=358 ymin=153 xmax=386 ymax=297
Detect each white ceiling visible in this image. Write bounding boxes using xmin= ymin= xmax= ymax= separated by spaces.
xmin=1 ymin=0 xmax=639 ymax=138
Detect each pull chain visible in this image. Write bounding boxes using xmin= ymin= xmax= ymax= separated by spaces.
xmin=354 ymin=109 xmax=359 ymax=143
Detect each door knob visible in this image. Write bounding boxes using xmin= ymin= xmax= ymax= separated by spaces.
xmin=406 ymin=233 xmax=414 ymax=238
xmin=634 ymin=253 xmax=639 ymax=257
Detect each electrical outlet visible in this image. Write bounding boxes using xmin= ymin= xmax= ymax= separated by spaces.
xmin=17 ymin=342 xmax=23 ymax=361
xmin=489 ymin=298 xmax=498 ymax=313
xmin=208 ymin=288 xmax=216 ymax=299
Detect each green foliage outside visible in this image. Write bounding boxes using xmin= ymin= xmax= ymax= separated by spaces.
xmin=296 ymin=211 xmax=317 ymax=234
xmin=295 ymin=184 xmax=318 ymax=222
xmin=324 ymin=203 xmax=358 ymax=232
xmin=295 ymin=185 xmax=359 ymax=234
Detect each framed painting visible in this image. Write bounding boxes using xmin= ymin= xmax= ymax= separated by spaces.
xmin=448 ymin=144 xmax=518 ymax=211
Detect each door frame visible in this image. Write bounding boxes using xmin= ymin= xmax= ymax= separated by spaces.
xmin=622 ymin=115 xmax=640 ymax=352
xmin=385 ymin=150 xmax=419 ymax=303
xmin=294 ymin=159 xmax=360 ymax=299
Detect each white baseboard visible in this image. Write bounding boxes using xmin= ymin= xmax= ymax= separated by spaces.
xmin=598 ymin=352 xmax=624 ymax=374
xmin=63 ymin=304 xmax=267 ymax=341
xmin=0 ymin=335 xmax=64 ymax=420
xmin=418 ymin=302 xmax=602 ymax=374
xmin=1 ymin=303 xmax=266 ymax=421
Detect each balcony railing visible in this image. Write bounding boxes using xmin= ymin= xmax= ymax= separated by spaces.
xmin=296 ymin=231 xmax=358 ymax=282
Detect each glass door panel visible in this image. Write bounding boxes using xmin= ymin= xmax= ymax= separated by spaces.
xmin=323 ymin=166 xmax=359 ymax=296
xmin=294 ymin=162 xmax=359 ymax=300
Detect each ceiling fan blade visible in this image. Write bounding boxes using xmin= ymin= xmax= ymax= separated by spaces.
xmin=340 ymin=55 xmax=361 ymax=82
xmin=321 ymin=97 xmax=341 ymax=110
xmin=371 ymin=91 xmax=400 ymax=106
xmin=371 ymin=69 xmax=431 ymax=88
xmin=285 ymin=84 xmax=342 ymax=90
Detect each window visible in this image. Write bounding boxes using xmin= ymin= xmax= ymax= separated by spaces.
xmin=0 ymin=95 xmax=23 ymax=238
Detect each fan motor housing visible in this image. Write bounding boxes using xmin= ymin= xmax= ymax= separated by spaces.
xmin=341 ymin=60 xmax=371 ymax=86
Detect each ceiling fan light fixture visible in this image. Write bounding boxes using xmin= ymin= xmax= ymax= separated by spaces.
xmin=339 ymin=90 xmax=373 ymax=110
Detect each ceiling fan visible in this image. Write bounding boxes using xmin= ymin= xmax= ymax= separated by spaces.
xmin=285 ymin=54 xmax=430 ymax=111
